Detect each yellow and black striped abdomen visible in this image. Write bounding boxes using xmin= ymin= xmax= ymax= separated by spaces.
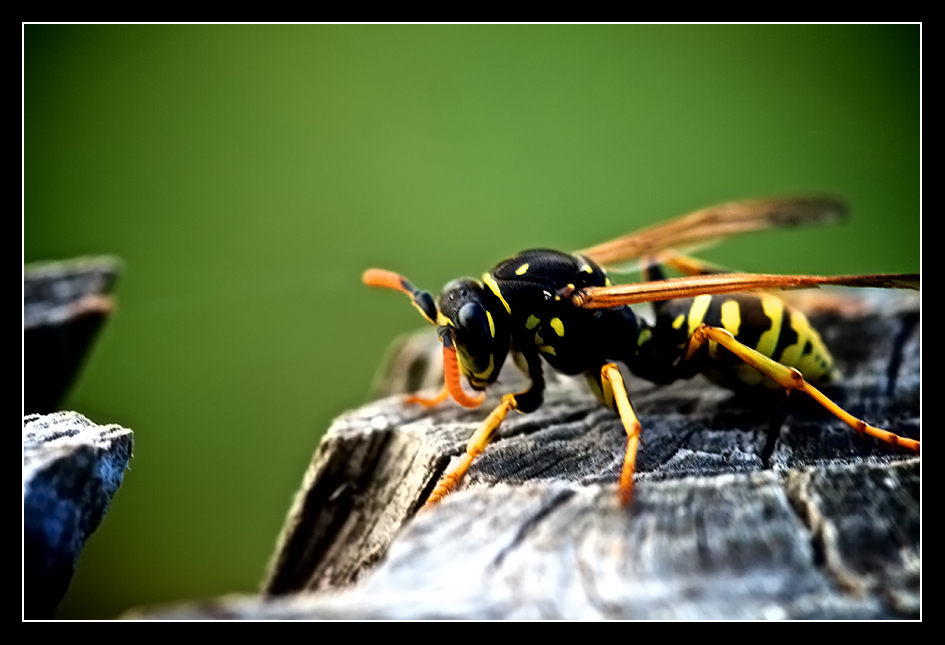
xmin=662 ymin=292 xmax=837 ymax=390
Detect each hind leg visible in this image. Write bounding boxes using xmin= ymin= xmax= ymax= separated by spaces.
xmin=685 ymin=325 xmax=919 ymax=452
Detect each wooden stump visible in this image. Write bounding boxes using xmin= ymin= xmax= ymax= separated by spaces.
xmin=133 ymin=290 xmax=920 ymax=619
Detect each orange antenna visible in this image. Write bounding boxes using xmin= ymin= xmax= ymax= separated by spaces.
xmin=363 ymin=268 xmax=438 ymax=324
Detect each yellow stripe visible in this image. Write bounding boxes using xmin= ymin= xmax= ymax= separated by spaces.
xmin=778 ymin=312 xmax=804 ymax=369
xmin=687 ymin=295 xmax=712 ymax=338
xmin=756 ymin=294 xmax=783 ymax=358
xmin=515 ymin=263 xmax=529 ymax=275
xmin=792 ymin=313 xmax=834 ymax=383
xmin=482 ymin=273 xmax=512 ymax=314
xmin=720 ymin=299 xmax=741 ymax=337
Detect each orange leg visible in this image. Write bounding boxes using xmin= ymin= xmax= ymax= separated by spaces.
xmin=405 ymin=343 xmax=485 ymax=409
xmin=423 ymin=393 xmax=520 ymax=509
xmin=685 ymin=325 xmax=920 ymax=452
xmin=405 ymin=386 xmax=450 ymax=408
xmin=601 ymin=363 xmax=643 ymax=506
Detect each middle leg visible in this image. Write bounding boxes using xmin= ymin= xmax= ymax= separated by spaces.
xmin=600 ymin=363 xmax=643 ymax=506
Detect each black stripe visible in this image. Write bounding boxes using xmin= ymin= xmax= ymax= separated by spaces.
xmin=772 ymin=306 xmax=799 ymax=363
xmin=728 ymin=295 xmax=765 ymax=351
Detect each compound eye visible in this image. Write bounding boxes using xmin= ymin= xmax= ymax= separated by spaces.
xmin=457 ymin=302 xmax=490 ymax=341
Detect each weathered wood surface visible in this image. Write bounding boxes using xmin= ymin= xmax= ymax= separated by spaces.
xmin=135 ymin=290 xmax=920 ymax=619
xmin=24 ymin=256 xmax=120 ymax=414
xmin=24 ymin=412 xmax=134 ymax=618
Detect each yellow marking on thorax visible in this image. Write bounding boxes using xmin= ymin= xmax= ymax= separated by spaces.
xmin=526 ymin=314 xmax=540 ymax=330
xmin=720 ymin=299 xmax=741 ymax=337
xmin=482 ymin=273 xmax=512 ymax=314
xmin=515 ymin=263 xmax=529 ymax=275
xmin=575 ymin=254 xmax=594 ymax=275
xmin=637 ymin=328 xmax=652 ymax=346
xmin=550 ymin=317 xmax=565 ymax=337
xmin=534 ymin=329 xmax=557 ymax=356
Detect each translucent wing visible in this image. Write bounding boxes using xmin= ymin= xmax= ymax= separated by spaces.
xmin=578 ymin=196 xmax=848 ymax=267
xmin=567 ymin=272 xmax=920 ymax=309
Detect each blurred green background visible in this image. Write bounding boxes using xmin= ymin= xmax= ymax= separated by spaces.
xmin=24 ymin=25 xmax=919 ymax=619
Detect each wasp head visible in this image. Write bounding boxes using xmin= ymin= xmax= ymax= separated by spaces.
xmin=436 ymin=279 xmax=510 ymax=389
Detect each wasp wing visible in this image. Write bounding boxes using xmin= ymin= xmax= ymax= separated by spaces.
xmin=568 ymin=272 xmax=919 ymax=309
xmin=578 ymin=196 xmax=848 ymax=268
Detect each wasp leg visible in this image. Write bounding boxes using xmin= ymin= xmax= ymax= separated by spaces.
xmin=405 ymin=386 xmax=450 ymax=408
xmin=403 ymin=337 xmax=485 ymax=409
xmin=685 ymin=325 xmax=920 ymax=452
xmin=423 ymin=393 xmax=520 ymax=509
xmin=423 ymin=352 xmax=545 ymax=509
xmin=600 ymin=363 xmax=643 ymax=506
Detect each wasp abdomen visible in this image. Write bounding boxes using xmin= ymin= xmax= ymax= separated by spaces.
xmin=653 ymin=293 xmax=836 ymax=390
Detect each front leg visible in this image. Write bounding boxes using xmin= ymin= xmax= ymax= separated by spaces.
xmin=405 ymin=386 xmax=450 ymax=408
xmin=424 ymin=352 xmax=545 ymax=508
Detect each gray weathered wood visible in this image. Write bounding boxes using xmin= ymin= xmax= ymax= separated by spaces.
xmin=24 ymin=411 xmax=134 ymax=618
xmin=24 ymin=256 xmax=121 ymax=414
xmin=133 ymin=290 xmax=920 ymax=619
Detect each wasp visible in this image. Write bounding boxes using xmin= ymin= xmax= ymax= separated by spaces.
xmin=363 ymin=197 xmax=920 ymax=508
